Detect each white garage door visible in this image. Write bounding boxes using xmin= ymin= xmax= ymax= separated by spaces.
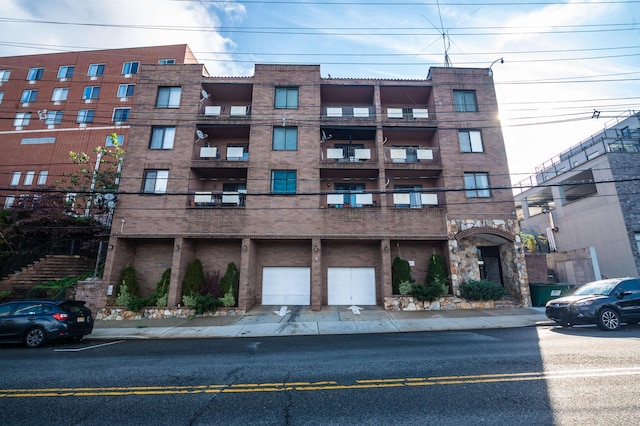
xmin=262 ymin=267 xmax=310 ymax=305
xmin=328 ymin=267 xmax=376 ymax=305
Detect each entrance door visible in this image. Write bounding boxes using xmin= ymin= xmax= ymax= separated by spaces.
xmin=478 ymin=247 xmax=503 ymax=285
xmin=262 ymin=267 xmax=310 ymax=305
xmin=327 ymin=267 xmax=376 ymax=305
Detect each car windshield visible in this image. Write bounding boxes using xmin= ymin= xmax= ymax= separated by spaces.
xmin=573 ymin=280 xmax=618 ymax=296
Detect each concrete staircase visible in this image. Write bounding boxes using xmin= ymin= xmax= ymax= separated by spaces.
xmin=0 ymin=255 xmax=95 ymax=299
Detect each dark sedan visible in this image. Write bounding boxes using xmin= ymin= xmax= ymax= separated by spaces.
xmin=546 ymin=277 xmax=640 ymax=330
xmin=0 ymin=299 xmax=94 ymax=347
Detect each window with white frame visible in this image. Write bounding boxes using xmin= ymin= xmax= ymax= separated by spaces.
xmin=143 ymin=170 xmax=169 ymax=194
xmin=271 ymin=170 xmax=297 ymax=194
xmin=77 ymin=109 xmax=95 ymax=123
xmin=82 ymin=86 xmax=100 ymax=100
xmin=23 ymin=171 xmax=35 ymax=186
xmin=4 ymin=195 xmax=15 ymax=209
xmin=273 ymin=127 xmax=298 ymax=150
xmin=459 ymin=130 xmax=484 ymax=153
xmin=10 ymin=172 xmax=21 ymax=186
xmin=87 ymin=63 xmax=105 ymax=77
xmin=117 ymin=84 xmax=135 ymax=98
xmin=106 ymin=134 xmax=124 ymax=147
xmin=158 ymin=59 xmax=175 ymax=64
xmin=37 ymin=171 xmax=48 ymax=185
xmin=112 ymin=108 xmax=131 ymax=122
xmin=26 ymin=67 xmax=44 ymax=81
xmin=122 ymin=61 xmax=139 ymax=75
xmin=275 ymin=87 xmax=298 ymax=109
xmin=20 ymin=89 xmax=38 ymax=103
xmin=149 ymin=126 xmax=176 ymax=149
xmin=464 ymin=172 xmax=491 ymax=198
xmin=0 ymin=70 xmax=10 ymax=82
xmin=453 ymin=90 xmax=478 ymax=112
xmin=51 ymin=87 xmax=69 ymax=102
xmin=13 ymin=113 xmax=31 ymax=127
xmin=156 ymin=87 xmax=181 ymax=108
xmin=57 ymin=66 xmax=74 ymax=79
xmin=45 ymin=111 xmax=63 ymax=126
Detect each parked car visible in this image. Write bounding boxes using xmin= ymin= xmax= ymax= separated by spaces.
xmin=545 ymin=277 xmax=640 ymax=330
xmin=0 ymin=299 xmax=94 ymax=348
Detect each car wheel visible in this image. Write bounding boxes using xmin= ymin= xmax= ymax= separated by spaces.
xmin=597 ymin=308 xmax=621 ymax=331
xmin=24 ymin=327 xmax=47 ymax=348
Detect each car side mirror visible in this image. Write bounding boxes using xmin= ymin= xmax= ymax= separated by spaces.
xmin=616 ymin=290 xmax=632 ymax=299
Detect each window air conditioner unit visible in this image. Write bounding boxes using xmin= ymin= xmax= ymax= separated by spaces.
xmin=204 ymin=106 xmax=221 ymax=116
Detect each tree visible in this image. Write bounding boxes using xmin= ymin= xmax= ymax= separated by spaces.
xmin=425 ymin=252 xmax=448 ymax=286
xmin=392 ymin=256 xmax=412 ymax=295
xmin=220 ymin=262 xmax=240 ymax=305
xmin=182 ymin=259 xmax=206 ymax=297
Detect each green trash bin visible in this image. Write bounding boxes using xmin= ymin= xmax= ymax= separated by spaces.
xmin=529 ymin=283 xmax=576 ymax=307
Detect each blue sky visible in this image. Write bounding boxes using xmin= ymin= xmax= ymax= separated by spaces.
xmin=1 ymin=0 xmax=639 ymax=183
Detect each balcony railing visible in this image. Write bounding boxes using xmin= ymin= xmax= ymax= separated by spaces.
xmin=322 ymin=106 xmax=374 ymax=119
xmin=384 ymin=107 xmax=429 ymax=120
xmin=322 ymin=147 xmax=377 ymax=163
xmin=195 ymin=146 xmax=249 ymax=161
xmin=325 ymin=192 xmax=379 ymax=208
xmin=384 ymin=147 xmax=439 ymax=163
xmin=189 ymin=191 xmax=246 ymax=207
xmin=389 ymin=192 xmax=439 ymax=208
xmin=200 ymin=105 xmax=251 ymax=119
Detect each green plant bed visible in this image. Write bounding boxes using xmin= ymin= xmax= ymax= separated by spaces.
xmin=459 ymin=279 xmax=505 ymax=301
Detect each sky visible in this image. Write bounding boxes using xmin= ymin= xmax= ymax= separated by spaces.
xmin=1 ymin=0 xmax=639 ymax=185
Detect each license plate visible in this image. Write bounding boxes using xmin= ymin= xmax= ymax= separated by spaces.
xmin=77 ymin=317 xmax=85 ymax=323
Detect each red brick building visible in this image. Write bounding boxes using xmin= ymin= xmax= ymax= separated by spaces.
xmin=102 ymin=63 xmax=530 ymax=310
xmin=0 ymin=45 xmax=198 ymax=211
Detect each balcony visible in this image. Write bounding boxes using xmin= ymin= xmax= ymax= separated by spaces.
xmin=321 ymin=106 xmax=376 ymax=124
xmin=325 ymin=192 xmax=380 ymax=208
xmin=322 ymin=146 xmax=377 ymax=163
xmin=200 ymin=104 xmax=251 ymax=120
xmin=189 ymin=191 xmax=246 ymax=208
xmin=385 ymin=107 xmax=429 ymax=121
xmin=193 ymin=145 xmax=249 ymax=163
xmin=389 ymin=192 xmax=439 ymax=209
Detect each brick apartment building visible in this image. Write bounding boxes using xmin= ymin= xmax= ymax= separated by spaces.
xmin=0 ymin=45 xmax=198 ymax=212
xmin=101 ymin=62 xmax=530 ymax=310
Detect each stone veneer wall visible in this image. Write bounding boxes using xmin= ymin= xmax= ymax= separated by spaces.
xmin=384 ymin=296 xmax=494 ymax=311
xmin=96 ymin=307 xmax=245 ymax=321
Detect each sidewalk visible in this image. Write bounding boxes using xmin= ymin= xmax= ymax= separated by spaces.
xmin=90 ymin=306 xmax=551 ymax=340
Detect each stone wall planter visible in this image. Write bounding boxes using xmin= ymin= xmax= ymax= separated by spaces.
xmin=96 ymin=306 xmax=245 ymax=321
xmin=384 ymin=296 xmax=495 ymax=311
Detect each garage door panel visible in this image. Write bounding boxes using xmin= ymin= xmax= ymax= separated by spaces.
xmin=262 ymin=267 xmax=310 ymax=305
xmin=328 ymin=267 xmax=376 ymax=305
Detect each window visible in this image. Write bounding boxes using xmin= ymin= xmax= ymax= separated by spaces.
xmin=158 ymin=59 xmax=175 ymax=64
xmin=57 ymin=66 xmax=74 ymax=79
xmin=394 ymin=185 xmax=423 ymax=208
xmin=464 ymin=172 xmax=491 ymax=198
xmin=117 ymin=84 xmax=135 ymax=98
xmin=459 ymin=130 xmax=484 ymax=153
xmin=0 ymin=91 xmax=3 ymax=103
xmin=24 ymin=171 xmax=35 ymax=186
xmin=621 ymin=127 xmax=631 ymax=138
xmin=13 ymin=113 xmax=31 ymax=127
xmin=77 ymin=109 xmax=95 ymax=124
xmin=0 ymin=70 xmax=10 ymax=82
xmin=273 ymin=127 xmax=298 ymax=150
xmin=150 ymin=126 xmax=176 ymax=149
xmin=87 ymin=63 xmax=105 ymax=77
xmin=122 ymin=61 xmax=139 ymax=75
xmin=10 ymin=172 xmax=21 ymax=186
xmin=143 ymin=170 xmax=169 ymax=194
xmin=106 ymin=134 xmax=124 ymax=147
xmin=453 ymin=90 xmax=478 ymax=112
xmin=82 ymin=86 xmax=100 ymax=100
xmin=112 ymin=108 xmax=131 ymax=122
xmin=51 ymin=88 xmax=69 ymax=102
xmin=37 ymin=171 xmax=48 ymax=185
xmin=156 ymin=87 xmax=181 ymax=108
xmin=20 ymin=89 xmax=38 ymax=103
xmin=275 ymin=87 xmax=298 ymax=109
xmin=26 ymin=67 xmax=44 ymax=81
xmin=4 ymin=195 xmax=15 ymax=209
xmin=45 ymin=111 xmax=63 ymax=126
xmin=271 ymin=170 xmax=297 ymax=194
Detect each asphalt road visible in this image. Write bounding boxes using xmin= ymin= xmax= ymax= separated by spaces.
xmin=1 ymin=324 xmax=640 ymax=425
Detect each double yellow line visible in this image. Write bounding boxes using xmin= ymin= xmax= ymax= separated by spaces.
xmin=2 ymin=369 xmax=639 ymax=398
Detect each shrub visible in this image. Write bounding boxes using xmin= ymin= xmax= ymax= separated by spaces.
xmin=182 ymin=294 xmax=197 ymax=308
xmin=156 ymin=268 xmax=171 ymax=298
xmin=195 ymin=293 xmax=222 ymax=315
xmin=220 ymin=262 xmax=239 ymax=305
xmin=0 ymin=290 xmax=11 ymax=303
xmin=115 ymin=283 xmax=155 ymax=312
xmin=182 ymin=259 xmax=206 ymax=297
xmin=398 ymin=281 xmax=412 ymax=295
xmin=219 ymin=288 xmax=235 ymax=308
xmin=460 ymin=279 xmax=505 ymax=301
xmin=203 ymin=270 xmax=222 ymax=299
xmin=411 ymin=276 xmax=446 ymax=302
xmin=156 ymin=293 xmax=168 ymax=307
xmin=392 ymin=256 xmax=412 ymax=294
xmin=119 ymin=265 xmax=139 ymax=296
xmin=425 ymin=252 xmax=447 ymax=286
xmin=115 ymin=284 xmax=132 ymax=307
